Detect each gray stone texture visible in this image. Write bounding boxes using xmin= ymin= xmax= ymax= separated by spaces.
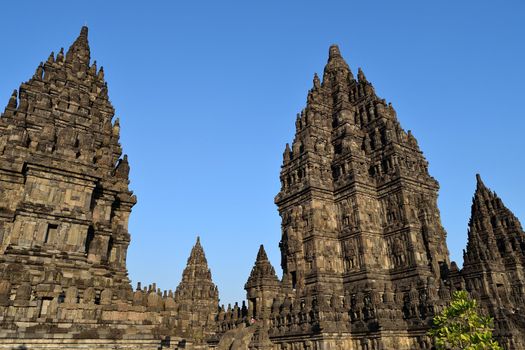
xmin=0 ymin=27 xmax=524 ymax=350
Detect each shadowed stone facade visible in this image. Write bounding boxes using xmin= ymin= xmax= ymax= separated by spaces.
xmin=456 ymin=175 xmax=525 ymax=349
xmin=0 ymin=27 xmax=524 ymax=349
xmin=0 ymin=27 xmax=217 ymax=349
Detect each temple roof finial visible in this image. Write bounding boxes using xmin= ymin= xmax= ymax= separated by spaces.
xmin=313 ymin=72 xmax=321 ymax=89
xmin=474 ymin=173 xmax=490 ymax=196
xmin=7 ymin=90 xmax=18 ymax=109
xmin=358 ymin=67 xmax=368 ymax=82
xmin=329 ymin=44 xmax=341 ymax=59
xmin=188 ymin=235 xmax=205 ymax=263
xmin=323 ymin=44 xmax=351 ymax=83
xmin=475 ymin=173 xmax=483 ymax=185
xmin=65 ymin=26 xmax=91 ymax=69
xmin=80 ymin=26 xmax=89 ymax=40
xmin=114 ymin=155 xmax=130 ymax=181
xmin=256 ymin=244 xmax=269 ymax=262
xmin=245 ymin=244 xmax=280 ymax=289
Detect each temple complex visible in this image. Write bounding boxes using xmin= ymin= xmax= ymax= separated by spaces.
xmin=0 ymin=27 xmax=523 ymax=349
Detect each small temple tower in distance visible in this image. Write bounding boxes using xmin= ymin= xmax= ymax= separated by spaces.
xmin=245 ymin=245 xmax=280 ymax=322
xmin=175 ymin=236 xmax=219 ymax=342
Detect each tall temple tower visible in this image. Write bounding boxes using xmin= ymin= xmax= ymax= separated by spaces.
xmin=268 ymin=45 xmax=453 ymax=348
xmin=0 ymin=26 xmax=135 ymax=305
xmin=0 ymin=27 xmax=220 ymax=349
xmin=276 ymin=44 xmax=449 ymax=304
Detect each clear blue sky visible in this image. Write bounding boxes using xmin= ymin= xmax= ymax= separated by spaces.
xmin=1 ymin=1 xmax=524 ymax=305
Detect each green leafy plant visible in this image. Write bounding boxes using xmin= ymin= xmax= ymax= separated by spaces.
xmin=429 ymin=290 xmax=502 ymax=350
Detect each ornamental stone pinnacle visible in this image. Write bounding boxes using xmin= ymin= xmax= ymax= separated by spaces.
xmin=175 ymin=236 xmax=220 ymax=342
xmin=460 ymin=175 xmax=525 ymax=348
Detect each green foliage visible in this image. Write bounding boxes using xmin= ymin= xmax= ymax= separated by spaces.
xmin=429 ymin=290 xmax=502 ymax=350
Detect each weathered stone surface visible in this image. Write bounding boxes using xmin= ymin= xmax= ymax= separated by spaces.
xmin=0 ymin=27 xmax=523 ymax=350
xmin=222 ymin=45 xmax=525 ymax=349
xmin=174 ymin=236 xmax=219 ymax=343
xmin=0 ymin=27 xmax=215 ymax=350
xmin=457 ymin=175 xmax=525 ymax=349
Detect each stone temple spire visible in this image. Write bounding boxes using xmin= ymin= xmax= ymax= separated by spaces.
xmin=324 ymin=45 xmax=351 ymax=74
xmin=458 ymin=175 xmax=525 ymax=349
xmin=65 ymin=26 xmax=91 ymax=70
xmin=275 ymin=44 xmax=451 ymax=339
xmin=174 ymin=237 xmax=219 ymax=339
xmin=0 ymin=25 xmax=136 ymax=321
xmin=322 ymin=44 xmax=354 ymax=86
xmin=245 ymin=245 xmax=280 ymax=321
xmin=461 ymin=173 xmax=525 ymax=337
xmin=176 ymin=237 xmax=217 ymax=292
xmin=464 ymin=174 xmax=525 ymax=265
xmin=0 ymin=25 xmax=121 ymax=176
xmin=245 ymin=245 xmax=280 ymax=289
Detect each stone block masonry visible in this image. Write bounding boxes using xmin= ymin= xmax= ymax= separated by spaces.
xmin=1 ymin=27 xmax=524 ymax=350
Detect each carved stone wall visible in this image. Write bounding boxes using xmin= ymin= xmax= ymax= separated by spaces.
xmin=0 ymin=26 xmax=524 ymax=350
xmin=249 ymin=45 xmax=525 ymax=349
xmin=0 ymin=27 xmax=219 ymax=350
